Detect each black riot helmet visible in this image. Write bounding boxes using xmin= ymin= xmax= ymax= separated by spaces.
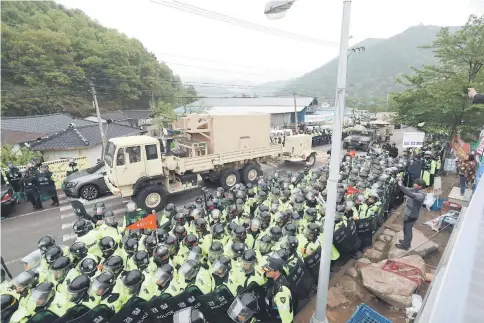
xmin=274 ymin=210 xmax=289 ymax=227
xmin=156 ymin=227 xmax=169 ymax=243
xmin=102 ymin=210 xmax=116 ymax=226
xmin=128 ymin=229 xmax=142 ymax=240
xmin=173 ymin=213 xmax=187 ymax=226
xmin=99 ymin=236 xmax=117 ymax=258
xmin=143 ymin=235 xmax=158 ymax=255
xmin=211 ymin=223 xmax=225 ymax=240
xmin=194 ymin=218 xmax=207 ymax=232
xmin=89 ymin=272 xmax=115 ymax=297
xmin=79 ymin=257 xmax=97 ymax=277
xmin=283 ymin=223 xmax=297 ymax=237
xmin=269 ymin=226 xmax=283 ymax=242
xmin=305 ymin=223 xmax=321 ymax=242
xmin=50 ymin=256 xmax=72 ymax=282
xmin=124 ymin=238 xmax=139 ymax=256
xmin=228 ymin=220 xmax=239 ymax=233
xmin=305 ymin=208 xmax=318 ymax=222
xmin=174 ymin=225 xmax=187 ymax=242
xmin=165 ymin=235 xmax=179 ymax=256
xmin=73 ymin=219 xmax=90 ymax=237
xmin=155 ymin=264 xmax=174 ymax=290
xmin=69 ymin=241 xmax=88 ymax=261
xmin=212 ymin=255 xmax=231 ymax=279
xmin=227 ymin=293 xmax=259 ymax=323
xmin=233 ymin=225 xmax=247 ymax=242
xmin=37 ymin=235 xmax=55 ymax=253
xmin=184 ymin=234 xmax=199 ymax=249
xmin=93 ymin=202 xmax=106 ymax=217
xmin=133 ymin=250 xmax=150 ymax=271
xmin=102 ymin=256 xmax=124 ymax=277
xmin=44 ymin=246 xmax=63 ymax=265
xmin=258 ymin=235 xmax=273 ymax=255
xmin=11 ymin=270 xmax=39 ymax=295
xmin=30 ymin=282 xmax=55 ymax=309
xmin=163 ymin=203 xmax=176 ymax=218
xmin=282 ymin=236 xmax=299 ymax=256
xmin=208 ymin=241 xmax=224 ymax=264
xmin=153 ymin=244 xmax=170 ymax=266
xmin=231 ymin=242 xmax=246 ymax=260
xmin=241 ymin=249 xmax=258 ymax=274
xmin=67 ymin=275 xmax=90 ymax=303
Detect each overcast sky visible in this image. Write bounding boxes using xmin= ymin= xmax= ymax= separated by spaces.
xmin=58 ymin=0 xmax=482 ymax=84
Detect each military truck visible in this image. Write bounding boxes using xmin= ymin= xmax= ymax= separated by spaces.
xmin=104 ymin=113 xmax=316 ymax=211
xmin=342 ymin=125 xmax=376 ymax=151
xmin=369 ymin=120 xmax=394 ymax=143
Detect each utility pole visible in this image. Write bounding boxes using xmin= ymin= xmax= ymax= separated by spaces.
xmin=90 ymin=81 xmax=107 ymax=158
xmin=312 ymin=1 xmax=352 ymax=323
xmin=293 ymin=93 xmax=298 ymax=131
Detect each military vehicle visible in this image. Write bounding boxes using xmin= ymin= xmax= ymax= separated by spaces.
xmin=104 ymin=114 xmax=316 ymax=211
xmin=369 ymin=120 xmax=394 ymax=143
xmin=342 ymin=125 xmax=376 ymax=151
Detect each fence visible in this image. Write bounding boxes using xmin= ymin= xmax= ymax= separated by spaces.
xmin=2 ymin=156 xmax=89 ymax=189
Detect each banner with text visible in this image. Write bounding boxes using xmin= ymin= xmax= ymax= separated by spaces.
xmin=451 ymin=135 xmax=470 ymax=159
xmin=402 ymin=132 xmax=425 ymax=148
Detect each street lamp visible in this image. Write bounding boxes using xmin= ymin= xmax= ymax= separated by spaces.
xmin=265 ymin=1 xmax=352 ymax=323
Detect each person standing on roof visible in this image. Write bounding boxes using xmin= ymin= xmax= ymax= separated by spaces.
xmin=395 ymin=178 xmax=427 ymax=251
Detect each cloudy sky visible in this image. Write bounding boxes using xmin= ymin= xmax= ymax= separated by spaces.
xmin=58 ymin=0 xmax=482 ymax=84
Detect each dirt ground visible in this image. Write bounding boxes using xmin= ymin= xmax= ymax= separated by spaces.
xmin=295 ymin=174 xmax=460 ymax=323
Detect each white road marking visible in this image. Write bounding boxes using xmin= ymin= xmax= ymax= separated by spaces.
xmin=61 ymin=222 xmax=75 ymax=230
xmin=5 ymin=257 xmax=23 ymax=265
xmin=62 ymin=233 xmax=77 ymax=242
xmin=58 ymin=193 xmax=66 ymax=199
xmin=59 ymin=205 xmax=72 ymax=212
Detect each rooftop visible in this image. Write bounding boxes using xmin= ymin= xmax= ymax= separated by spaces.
xmin=99 ymin=110 xmax=151 ymax=121
xmin=186 ymin=97 xmax=317 ymax=108
xmin=30 ymin=123 xmax=142 ymax=151
xmin=1 ymin=113 xmax=93 ymax=135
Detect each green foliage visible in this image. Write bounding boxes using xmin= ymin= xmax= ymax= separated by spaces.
xmin=1 ymin=144 xmax=41 ymax=167
xmin=269 ymin=26 xmax=459 ymax=101
xmin=392 ymin=15 xmax=484 ymax=142
xmin=150 ymin=100 xmax=177 ymax=127
xmin=1 ymin=1 xmax=195 ymax=117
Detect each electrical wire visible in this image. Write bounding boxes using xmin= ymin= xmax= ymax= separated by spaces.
xmin=149 ymin=0 xmax=339 ymax=47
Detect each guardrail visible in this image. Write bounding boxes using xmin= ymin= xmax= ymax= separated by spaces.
xmin=416 ymin=176 xmax=484 ymax=322
xmin=2 ymin=156 xmax=89 ymax=189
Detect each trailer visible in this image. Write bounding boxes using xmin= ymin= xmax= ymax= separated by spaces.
xmin=104 ymin=113 xmax=316 ymax=211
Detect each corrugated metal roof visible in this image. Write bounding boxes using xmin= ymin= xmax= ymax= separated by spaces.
xmin=1 ymin=113 xmax=93 ymax=134
xmin=207 ymin=106 xmax=306 ymax=114
xmin=416 ymin=176 xmax=484 ymax=323
xmin=30 ymin=123 xmax=142 ymax=150
xmin=186 ymin=97 xmax=316 ymax=108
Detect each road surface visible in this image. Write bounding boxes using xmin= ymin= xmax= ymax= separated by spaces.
xmin=1 ymin=127 xmax=410 ymax=275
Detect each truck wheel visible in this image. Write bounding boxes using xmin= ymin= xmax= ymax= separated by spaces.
xmin=343 ymin=142 xmax=349 ymax=149
xmin=305 ymin=153 xmax=316 ymax=167
xmin=135 ymin=185 xmax=166 ymax=212
xmin=220 ymin=168 xmax=240 ymax=190
xmin=241 ymin=163 xmax=261 ymax=185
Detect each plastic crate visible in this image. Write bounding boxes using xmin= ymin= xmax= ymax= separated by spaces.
xmin=347 ymin=304 xmax=392 ymax=323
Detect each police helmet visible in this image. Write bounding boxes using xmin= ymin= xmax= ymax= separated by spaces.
xmin=233 ymin=225 xmax=247 ymax=242
xmin=73 ymin=220 xmax=90 ymax=236
xmin=173 ymin=213 xmax=187 ymax=225
xmin=208 ymin=241 xmax=224 ymax=263
xmin=184 ymin=234 xmax=198 ymax=249
xmin=37 ymin=235 xmax=55 ymax=252
xmin=282 ymin=236 xmax=299 ymax=255
xmin=30 ymin=282 xmax=55 ymax=308
xmin=99 ymin=236 xmax=117 ymax=257
xmin=128 ymin=229 xmax=142 ymax=240
xmin=51 ymin=256 xmax=71 ymax=282
xmin=69 ymin=241 xmax=88 ymax=260
xmin=155 ymin=264 xmax=174 ymax=289
xmin=173 ymin=225 xmax=187 ymax=241
xmin=122 ymin=270 xmax=144 ymax=295
xmin=262 ymin=254 xmax=285 ymax=273
xmin=93 ymin=202 xmax=106 ymax=217
xmin=67 ymin=275 xmax=90 ymax=302
xmin=305 ymin=222 xmax=320 ymax=241
xmin=212 ymin=255 xmax=231 ymax=278
xmin=153 ymin=244 xmax=170 ymax=266
xmin=165 ymin=236 xmax=179 ymax=255
xmin=79 ymin=258 xmax=97 ymax=277
xmin=44 ymin=246 xmax=63 ymax=265
xmin=282 ymin=223 xmax=297 ymax=237
xmin=227 ymin=293 xmax=259 ymax=323
xmin=269 ymin=226 xmax=283 ymax=241
xmin=259 ymin=235 xmax=273 ymax=254
xmin=231 ymin=242 xmax=246 ymax=259
xmin=124 ymin=238 xmax=139 ymax=256
xmin=194 ymin=218 xmax=207 ymax=232
xmin=173 ymin=307 xmax=206 ymax=323
xmin=102 ymin=256 xmax=124 ymax=276
xmin=133 ymin=250 xmax=150 ymax=271
xmin=144 ymin=235 xmax=158 ymax=253
xmin=211 ymin=223 xmax=225 ymax=239
xmin=89 ymin=272 xmax=114 ymax=297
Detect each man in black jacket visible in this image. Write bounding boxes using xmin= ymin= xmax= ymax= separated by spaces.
xmin=468 ymin=88 xmax=484 ymax=104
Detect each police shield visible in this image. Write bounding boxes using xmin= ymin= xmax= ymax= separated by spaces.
xmin=333 ymin=218 xmax=360 ymax=254
xmin=37 ymin=172 xmax=56 ymax=198
xmin=26 ymin=310 xmax=59 ymax=323
xmin=286 ymin=257 xmax=314 ymax=301
xmin=303 ymin=246 xmax=321 ymax=281
xmin=110 ymin=296 xmax=155 ymax=323
xmin=238 ymin=282 xmax=266 ymax=315
xmin=184 ymin=285 xmax=203 ymax=309
xmin=80 ymin=305 xmax=114 ymax=323
xmin=147 ymin=293 xmax=176 ymax=323
xmin=198 ymin=285 xmax=234 ymax=323
xmin=70 ymin=201 xmax=89 ymax=220
xmin=54 ymin=305 xmax=90 ymax=323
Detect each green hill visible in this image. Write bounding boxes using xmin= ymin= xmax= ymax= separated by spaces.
xmin=272 ymin=25 xmax=460 ymax=101
xmin=1 ymin=1 xmax=192 ymax=117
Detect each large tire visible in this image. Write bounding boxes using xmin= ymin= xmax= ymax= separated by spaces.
xmin=220 ymin=168 xmax=240 ymax=190
xmin=134 ymin=185 xmax=166 ymax=212
xmin=241 ymin=163 xmax=261 ymax=185
xmin=305 ymin=153 xmax=317 ymax=167
xmin=343 ymin=142 xmax=349 ymax=149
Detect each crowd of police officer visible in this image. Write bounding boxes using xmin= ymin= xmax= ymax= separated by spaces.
xmin=2 ymin=142 xmax=446 ymax=323
xmin=4 ymin=159 xmax=59 ymax=211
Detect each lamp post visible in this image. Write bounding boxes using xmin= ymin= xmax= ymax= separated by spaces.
xmin=264 ymin=1 xmax=352 ymax=323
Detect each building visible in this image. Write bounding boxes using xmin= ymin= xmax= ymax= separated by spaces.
xmin=85 ymin=110 xmax=152 ymax=129
xmin=30 ymin=123 xmax=143 ymax=166
xmin=178 ymin=97 xmax=320 ymax=128
xmin=1 ymin=113 xmax=94 ymax=151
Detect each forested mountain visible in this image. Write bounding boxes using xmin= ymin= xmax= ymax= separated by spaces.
xmin=1 ymin=1 xmax=195 ymax=117
xmin=268 ymin=25 xmax=460 ymax=101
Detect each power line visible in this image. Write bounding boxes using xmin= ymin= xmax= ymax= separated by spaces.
xmin=149 ymin=0 xmax=339 ymax=47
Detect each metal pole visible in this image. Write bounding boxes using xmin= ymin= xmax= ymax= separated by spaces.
xmin=311 ymin=1 xmax=351 ymax=322
xmin=293 ymin=92 xmax=298 ymax=130
xmin=90 ymin=82 xmax=107 ymax=158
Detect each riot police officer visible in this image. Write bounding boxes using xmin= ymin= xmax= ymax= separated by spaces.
xmin=21 ymin=160 xmax=41 ymax=210
xmin=5 ymin=161 xmax=21 ymax=199
xmin=139 ymin=263 xmax=176 ymax=300
xmin=260 ymin=254 xmax=294 ymax=323
xmin=37 ymin=164 xmax=59 ymax=207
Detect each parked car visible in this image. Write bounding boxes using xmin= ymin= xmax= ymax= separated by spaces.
xmin=62 ymin=162 xmax=110 ymax=200
xmin=1 ymin=174 xmax=17 ymax=217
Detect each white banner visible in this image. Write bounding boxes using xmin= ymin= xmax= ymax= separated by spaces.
xmin=305 ymin=114 xmax=332 ymax=123
xmin=475 ymin=136 xmax=484 ymax=156
xmin=402 ymin=132 xmax=425 ymax=148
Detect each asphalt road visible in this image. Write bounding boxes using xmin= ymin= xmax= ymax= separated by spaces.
xmin=1 ymin=127 xmax=410 ymax=276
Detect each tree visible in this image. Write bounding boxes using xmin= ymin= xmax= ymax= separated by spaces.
xmin=150 ymin=100 xmax=177 ymax=128
xmin=392 ymin=15 xmax=484 ymax=142
xmin=1 ymin=145 xmax=42 ymax=167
